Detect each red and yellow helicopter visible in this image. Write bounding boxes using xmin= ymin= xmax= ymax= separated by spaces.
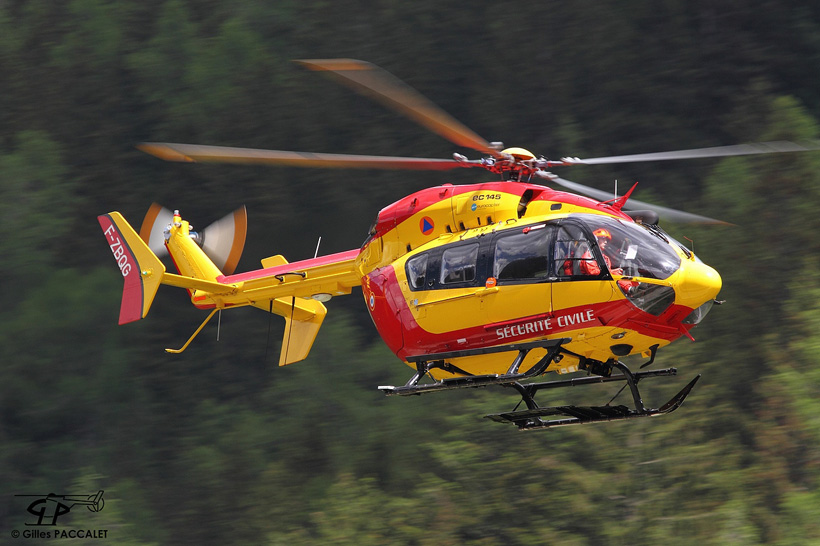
xmin=100 ymin=59 xmax=820 ymax=429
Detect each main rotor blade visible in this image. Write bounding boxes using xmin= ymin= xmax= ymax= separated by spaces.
xmin=137 ymin=142 xmax=482 ymax=171
xmin=549 ymin=176 xmax=729 ymax=224
xmin=295 ymin=59 xmax=500 ymax=157
xmin=564 ymin=140 xmax=820 ymax=165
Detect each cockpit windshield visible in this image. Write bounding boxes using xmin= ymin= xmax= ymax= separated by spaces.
xmin=575 ymin=215 xmax=681 ymax=280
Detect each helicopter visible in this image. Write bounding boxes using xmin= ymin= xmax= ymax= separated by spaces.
xmin=100 ymin=59 xmax=820 ymax=429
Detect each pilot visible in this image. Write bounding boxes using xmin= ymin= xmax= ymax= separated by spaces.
xmin=562 ymin=227 xmax=624 ymax=277
xmin=592 ymin=228 xmax=639 ymax=295
xmin=590 ymin=228 xmax=624 ymax=276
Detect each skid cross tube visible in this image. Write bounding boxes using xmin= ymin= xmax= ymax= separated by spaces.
xmin=379 ymin=338 xmax=570 ymax=396
xmin=613 ymin=361 xmax=645 ymax=413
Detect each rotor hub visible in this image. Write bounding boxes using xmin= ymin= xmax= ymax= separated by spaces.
xmin=501 ymin=147 xmax=536 ymax=160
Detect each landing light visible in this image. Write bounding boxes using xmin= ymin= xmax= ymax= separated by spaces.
xmin=618 ymin=281 xmax=675 ymax=316
xmin=683 ymin=300 xmax=715 ymax=325
xmin=312 ymin=293 xmax=333 ymax=302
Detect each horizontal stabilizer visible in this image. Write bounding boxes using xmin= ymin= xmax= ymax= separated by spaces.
xmin=261 ymin=254 xmax=288 ymax=268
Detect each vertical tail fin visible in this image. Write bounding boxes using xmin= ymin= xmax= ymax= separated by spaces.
xmin=98 ymin=213 xmax=166 ymax=324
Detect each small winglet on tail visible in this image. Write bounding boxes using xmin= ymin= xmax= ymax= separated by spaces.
xmin=266 ymin=296 xmax=328 ymax=366
xmin=98 ymin=212 xmax=166 ymax=324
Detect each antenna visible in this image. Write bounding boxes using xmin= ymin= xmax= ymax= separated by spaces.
xmin=684 ymin=235 xmax=695 ymax=254
xmin=264 ymin=301 xmax=273 ymax=363
xmin=314 ymin=236 xmax=322 ymax=259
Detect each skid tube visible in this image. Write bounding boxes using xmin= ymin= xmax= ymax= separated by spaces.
xmin=487 ymin=364 xmax=701 ymax=430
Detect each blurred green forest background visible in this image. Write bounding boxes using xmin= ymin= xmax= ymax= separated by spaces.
xmin=3 ymin=1 xmax=820 ymax=544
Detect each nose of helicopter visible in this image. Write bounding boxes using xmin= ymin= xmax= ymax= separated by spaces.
xmin=675 ymin=259 xmax=722 ymax=313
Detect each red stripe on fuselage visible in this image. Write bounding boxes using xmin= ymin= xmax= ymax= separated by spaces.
xmin=367 ymin=266 xmax=691 ymax=361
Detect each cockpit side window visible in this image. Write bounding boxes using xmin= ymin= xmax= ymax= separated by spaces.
xmin=552 ymin=215 xmax=682 ymax=280
xmin=440 ymin=243 xmax=479 ymax=285
xmin=406 ymin=253 xmax=428 ymax=290
xmin=493 ymin=226 xmax=552 ymax=282
xmin=554 ymin=224 xmax=601 ymax=279
xmin=576 ymin=216 xmax=681 ymax=280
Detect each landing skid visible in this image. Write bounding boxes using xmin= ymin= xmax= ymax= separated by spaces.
xmin=487 ymin=373 xmax=700 ymax=430
xmin=378 ymin=339 xmax=700 ymax=430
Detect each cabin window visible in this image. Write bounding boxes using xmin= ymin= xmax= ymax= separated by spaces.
xmin=440 ymin=243 xmax=479 ymax=285
xmin=406 ymin=253 xmax=428 ymax=290
xmin=493 ymin=227 xmax=551 ymax=281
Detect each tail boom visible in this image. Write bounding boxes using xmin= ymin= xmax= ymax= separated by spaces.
xmin=199 ymin=249 xmax=363 ymax=365
xmin=101 ymin=208 xmax=363 ymax=365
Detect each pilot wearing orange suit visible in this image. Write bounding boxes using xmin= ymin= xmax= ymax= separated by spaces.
xmin=587 ymin=228 xmax=624 ymax=276
xmin=564 ymin=228 xmax=624 ymax=276
xmin=590 ymin=228 xmax=640 ymax=295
